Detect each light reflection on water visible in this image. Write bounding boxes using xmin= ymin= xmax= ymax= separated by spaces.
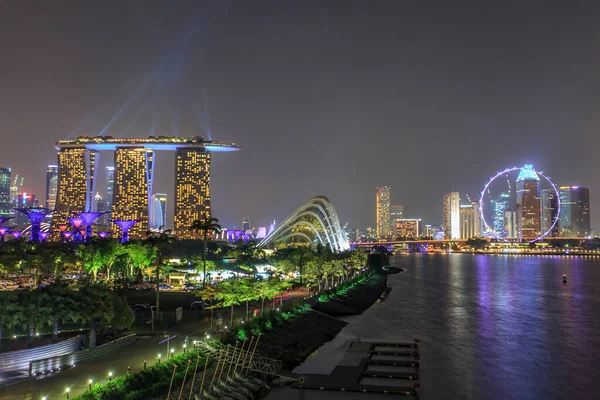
xmin=264 ymin=254 xmax=600 ymax=400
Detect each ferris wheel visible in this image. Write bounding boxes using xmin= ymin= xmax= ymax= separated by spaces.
xmin=479 ymin=165 xmax=561 ymax=242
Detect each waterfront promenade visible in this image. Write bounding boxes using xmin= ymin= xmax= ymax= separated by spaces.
xmin=0 ymin=289 xmax=306 ymax=400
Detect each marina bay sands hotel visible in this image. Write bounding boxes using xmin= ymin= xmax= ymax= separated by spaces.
xmin=52 ymin=136 xmax=240 ymax=239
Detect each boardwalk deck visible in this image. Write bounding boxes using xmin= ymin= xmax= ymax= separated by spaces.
xmin=292 ymin=340 xmax=420 ymax=395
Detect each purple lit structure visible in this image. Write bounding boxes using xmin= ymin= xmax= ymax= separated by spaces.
xmin=97 ymin=232 xmax=110 ymax=239
xmin=112 ymin=220 xmax=138 ymax=243
xmin=0 ymin=217 xmax=13 ymax=227
xmin=0 ymin=227 xmax=11 ymax=243
xmin=39 ymin=232 xmax=50 ymax=241
xmin=62 ymin=232 xmax=73 ymax=241
xmin=15 ymin=208 xmax=47 ymax=242
xmin=77 ymin=212 xmax=108 ymax=242
xmin=11 ymin=231 xmax=22 ymax=240
xmin=69 ymin=217 xmax=84 ymax=242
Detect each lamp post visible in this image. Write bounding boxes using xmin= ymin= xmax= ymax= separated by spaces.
xmin=108 ymin=371 xmax=113 ymax=381
xmin=65 ymin=387 xmax=71 ymax=399
xmin=170 ymin=348 xmax=175 ymax=359
xmin=158 ymin=353 xmax=162 ymax=364
xmin=88 ymin=379 xmax=93 ymax=390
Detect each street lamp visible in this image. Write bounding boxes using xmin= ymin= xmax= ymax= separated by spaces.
xmin=157 ymin=353 xmax=162 ymax=364
xmin=88 ymin=379 xmax=93 ymax=390
xmin=66 ymin=387 xmax=71 ymax=399
xmin=170 ymin=348 xmax=174 ymax=358
xmin=108 ymin=371 xmax=113 ymax=381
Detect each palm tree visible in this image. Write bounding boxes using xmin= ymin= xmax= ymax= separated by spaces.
xmin=190 ymin=217 xmax=222 ymax=286
xmin=145 ymin=230 xmax=176 ymax=322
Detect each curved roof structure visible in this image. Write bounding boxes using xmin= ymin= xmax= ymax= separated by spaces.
xmin=258 ymin=196 xmax=350 ymax=252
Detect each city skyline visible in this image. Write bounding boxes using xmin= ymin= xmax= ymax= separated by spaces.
xmin=1 ymin=1 xmax=600 ymax=231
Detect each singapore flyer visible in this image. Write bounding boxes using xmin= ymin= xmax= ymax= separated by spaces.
xmin=479 ymin=164 xmax=560 ymax=242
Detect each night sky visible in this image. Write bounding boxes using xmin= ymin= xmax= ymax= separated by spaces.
xmin=1 ymin=0 xmax=599 ymax=231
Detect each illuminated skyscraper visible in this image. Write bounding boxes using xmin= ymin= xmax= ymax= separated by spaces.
xmin=174 ymin=148 xmax=211 ymax=239
xmin=376 ymin=186 xmax=392 ymax=239
xmin=53 ymin=148 xmax=97 ymax=232
xmin=150 ymin=193 xmax=168 ymax=230
xmin=112 ymin=148 xmax=154 ymax=239
xmin=0 ymin=167 xmax=11 ymax=220
xmin=395 ymin=218 xmax=421 ymax=240
xmin=559 ymin=186 xmax=591 ymax=237
xmin=504 ymin=209 xmax=517 ymax=238
xmin=460 ymin=201 xmax=481 ymax=239
xmin=541 ymin=189 xmax=559 ymax=237
xmin=516 ymin=164 xmax=541 ymax=240
xmin=490 ymin=192 xmax=510 ymax=236
xmin=443 ymin=191 xmax=460 ymax=239
xmin=45 ymin=165 xmax=58 ymax=211
xmin=390 ymin=204 xmax=404 ymax=237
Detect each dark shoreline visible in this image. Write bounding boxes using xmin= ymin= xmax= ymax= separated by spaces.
xmin=254 ymin=272 xmax=388 ymax=371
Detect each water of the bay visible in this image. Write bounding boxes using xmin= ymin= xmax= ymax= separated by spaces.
xmin=264 ymin=254 xmax=600 ymax=400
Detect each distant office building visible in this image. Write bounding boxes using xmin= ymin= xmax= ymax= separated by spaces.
xmin=516 ymin=165 xmax=541 ymax=240
xmin=0 ymin=167 xmax=11 ymax=220
xmin=395 ymin=219 xmax=421 ymax=240
xmin=52 ymin=148 xmax=97 ymax=233
xmin=443 ymin=191 xmax=460 ymax=239
xmin=112 ymin=148 xmax=154 ymax=239
xmin=460 ymin=201 xmax=481 ymax=239
xmin=541 ymin=189 xmax=559 ymax=237
xmin=106 ymin=165 xmax=114 ymax=209
xmin=559 ymin=186 xmax=591 ymax=237
xmin=504 ymin=209 xmax=517 ymax=238
xmin=490 ymin=192 xmax=510 ymax=236
xmin=45 ymin=165 xmax=58 ymax=211
xmin=242 ymin=217 xmax=251 ymax=231
xmin=95 ymin=192 xmax=107 ymax=219
xmin=390 ymin=204 xmax=404 ymax=236
xmin=14 ymin=193 xmax=39 ymax=224
xmin=150 ymin=193 xmax=168 ymax=230
xmin=174 ymin=148 xmax=211 ymax=239
xmin=376 ymin=186 xmax=392 ymax=239
xmin=424 ymin=224 xmax=442 ymax=239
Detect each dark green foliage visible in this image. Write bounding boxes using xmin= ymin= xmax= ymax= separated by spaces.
xmin=75 ymin=350 xmax=211 ymax=400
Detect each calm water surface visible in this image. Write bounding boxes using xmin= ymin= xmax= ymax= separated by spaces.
xmin=265 ymin=254 xmax=600 ymax=400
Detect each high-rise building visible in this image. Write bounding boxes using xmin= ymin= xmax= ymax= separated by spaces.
xmin=390 ymin=204 xmax=404 ymax=237
xmin=45 ymin=165 xmax=58 ymax=211
xmin=395 ymin=218 xmax=421 ymax=240
xmin=149 ymin=193 xmax=168 ymax=230
xmin=52 ymin=148 xmax=97 ymax=233
xmin=490 ymin=192 xmax=510 ymax=236
xmin=376 ymin=186 xmax=392 ymax=239
xmin=443 ymin=191 xmax=460 ymax=239
xmin=559 ymin=186 xmax=591 ymax=237
xmin=424 ymin=224 xmax=442 ymax=239
xmin=0 ymin=167 xmax=11 ymax=220
xmin=242 ymin=217 xmax=251 ymax=231
xmin=112 ymin=148 xmax=154 ymax=239
xmin=460 ymin=201 xmax=481 ymax=239
xmin=174 ymin=148 xmax=211 ymax=239
xmin=541 ymin=189 xmax=559 ymax=237
xmin=504 ymin=209 xmax=517 ymax=238
xmin=516 ymin=165 xmax=541 ymax=240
